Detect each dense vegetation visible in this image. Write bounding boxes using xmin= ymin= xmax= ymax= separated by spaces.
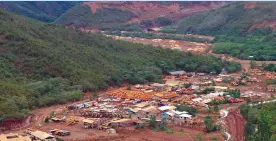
xmin=0 ymin=1 xmax=78 ymax=22
xmin=175 ymin=104 xmax=197 ymax=117
xmin=213 ymin=35 xmax=276 ymax=61
xmin=55 ymin=4 xmax=137 ymax=29
xmin=154 ymin=16 xmax=173 ymax=27
xmin=240 ymin=103 xmax=276 ymax=141
xmin=101 ymin=22 xmax=143 ymax=32
xmin=0 ymin=10 xmax=241 ymax=120
xmin=173 ymin=2 xmax=276 ymax=61
xmin=176 ymin=2 xmax=276 ymax=35
xmin=204 ymin=116 xmax=219 ymax=132
xmin=264 ymin=63 xmax=276 ymax=71
xmin=104 ymin=31 xmax=211 ymax=43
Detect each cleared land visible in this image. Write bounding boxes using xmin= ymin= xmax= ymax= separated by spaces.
xmin=106 ymin=35 xmax=212 ymax=54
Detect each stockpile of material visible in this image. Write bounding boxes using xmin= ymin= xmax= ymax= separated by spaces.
xmin=154 ymin=92 xmax=178 ymax=99
xmin=107 ymin=89 xmax=154 ymax=100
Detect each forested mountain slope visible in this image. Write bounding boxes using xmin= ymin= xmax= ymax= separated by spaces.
xmin=0 ymin=9 xmax=241 ymax=120
xmin=55 ymin=1 xmax=228 ymax=30
xmin=176 ymin=2 xmax=276 ymax=35
xmin=0 ymin=1 xmax=78 ymax=22
xmin=172 ymin=2 xmax=276 ymax=61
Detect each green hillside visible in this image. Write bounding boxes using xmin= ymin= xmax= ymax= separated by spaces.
xmin=176 ymin=2 xmax=276 ymax=35
xmin=0 ymin=10 xmax=241 ymax=119
xmin=172 ymin=2 xmax=276 ymax=61
xmin=240 ymin=103 xmax=276 ymax=141
xmin=55 ymin=4 xmax=137 ymax=29
xmin=0 ymin=1 xmax=78 ymax=22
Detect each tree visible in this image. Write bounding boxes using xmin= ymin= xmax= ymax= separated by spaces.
xmin=127 ymin=85 xmax=132 ymax=90
xmin=175 ymin=104 xmax=197 ymax=116
xmin=204 ymin=116 xmax=213 ymax=132
xmin=228 ymin=89 xmax=240 ymax=98
xmin=148 ymin=115 xmax=157 ymax=130
xmin=250 ymin=60 xmax=257 ymax=68
xmin=214 ymin=105 xmax=219 ymax=113
xmin=204 ymin=116 xmax=218 ymax=132
xmin=159 ymin=118 xmax=167 ymax=131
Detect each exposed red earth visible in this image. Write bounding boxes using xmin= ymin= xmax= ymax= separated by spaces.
xmin=225 ymin=108 xmax=246 ymax=141
xmin=82 ymin=2 xmax=229 ymax=23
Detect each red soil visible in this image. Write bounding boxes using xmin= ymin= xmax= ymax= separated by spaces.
xmin=225 ymin=108 xmax=246 ymax=141
xmin=248 ymin=20 xmax=276 ymax=32
xmin=244 ymin=2 xmax=257 ymax=9
xmin=82 ymin=2 xmax=229 ymax=23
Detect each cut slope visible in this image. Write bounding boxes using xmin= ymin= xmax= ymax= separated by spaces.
xmin=55 ymin=2 xmax=229 ymax=30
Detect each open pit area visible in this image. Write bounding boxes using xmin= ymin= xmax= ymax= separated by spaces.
xmin=105 ymin=35 xmax=212 ymax=54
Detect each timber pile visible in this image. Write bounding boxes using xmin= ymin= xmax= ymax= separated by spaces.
xmin=155 ymin=92 xmax=178 ymax=99
xmin=107 ymin=89 xmax=154 ymax=100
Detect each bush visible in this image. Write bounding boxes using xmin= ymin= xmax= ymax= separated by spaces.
xmin=56 ymin=138 xmax=64 ymax=141
xmin=154 ymin=16 xmax=173 ymax=27
xmin=204 ymin=116 xmax=219 ymax=132
xmin=44 ymin=116 xmax=49 ymax=123
xmin=227 ymin=89 xmax=241 ymax=98
xmin=135 ymin=124 xmax=145 ymax=129
xmin=175 ymin=104 xmax=197 ymax=116
xmin=166 ymin=128 xmax=174 ymax=134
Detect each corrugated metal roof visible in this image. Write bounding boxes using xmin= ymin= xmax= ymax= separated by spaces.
xmin=169 ymin=71 xmax=186 ymax=75
xmin=31 ymin=131 xmax=54 ymax=140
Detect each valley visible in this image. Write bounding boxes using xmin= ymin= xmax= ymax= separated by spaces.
xmin=0 ymin=1 xmax=276 ymax=141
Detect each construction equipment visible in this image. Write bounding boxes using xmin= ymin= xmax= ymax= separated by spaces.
xmin=66 ymin=117 xmax=79 ymax=125
xmin=49 ymin=129 xmax=70 ymax=136
xmin=231 ymin=82 xmax=238 ymax=86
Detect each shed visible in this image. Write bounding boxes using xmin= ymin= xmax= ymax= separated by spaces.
xmin=151 ymin=83 xmax=167 ymax=90
xmin=214 ymin=86 xmax=228 ymax=92
xmin=158 ymin=106 xmax=176 ymax=111
xmin=110 ymin=119 xmax=138 ymax=127
xmin=106 ymin=128 xmax=116 ymax=135
xmin=267 ymin=85 xmax=276 ymax=92
xmin=0 ymin=134 xmax=31 ymax=141
xmin=30 ymin=130 xmax=54 ymax=140
xmin=179 ymin=114 xmax=192 ymax=120
xmin=172 ymin=110 xmax=188 ymax=115
xmin=169 ymin=71 xmax=186 ymax=76
xmin=135 ymin=102 xmax=150 ymax=108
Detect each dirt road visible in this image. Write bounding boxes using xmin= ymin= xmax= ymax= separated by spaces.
xmin=208 ymin=49 xmax=276 ymax=70
xmin=225 ymin=108 xmax=246 ymax=141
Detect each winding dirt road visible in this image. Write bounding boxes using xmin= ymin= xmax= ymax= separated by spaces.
xmin=225 ymin=108 xmax=246 ymax=141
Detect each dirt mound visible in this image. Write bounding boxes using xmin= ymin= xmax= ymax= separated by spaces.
xmin=83 ymin=2 xmax=229 ymax=23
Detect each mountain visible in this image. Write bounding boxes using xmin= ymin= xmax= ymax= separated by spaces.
xmin=55 ymin=1 xmax=229 ymax=30
xmin=175 ymin=2 xmax=276 ymax=35
xmin=0 ymin=9 xmax=241 ymax=119
xmin=0 ymin=1 xmax=78 ymax=22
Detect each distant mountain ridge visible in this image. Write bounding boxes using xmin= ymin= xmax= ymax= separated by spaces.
xmin=175 ymin=2 xmax=276 ymax=35
xmin=0 ymin=1 xmax=78 ymax=22
xmin=55 ymin=1 xmax=229 ymax=30
xmin=2 ymin=1 xmax=276 ymax=35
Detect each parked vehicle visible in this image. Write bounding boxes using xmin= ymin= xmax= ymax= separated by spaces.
xmin=49 ymin=129 xmax=70 ymax=136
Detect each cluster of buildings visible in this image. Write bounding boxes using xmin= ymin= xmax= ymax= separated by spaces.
xmin=0 ymin=130 xmax=56 ymax=141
